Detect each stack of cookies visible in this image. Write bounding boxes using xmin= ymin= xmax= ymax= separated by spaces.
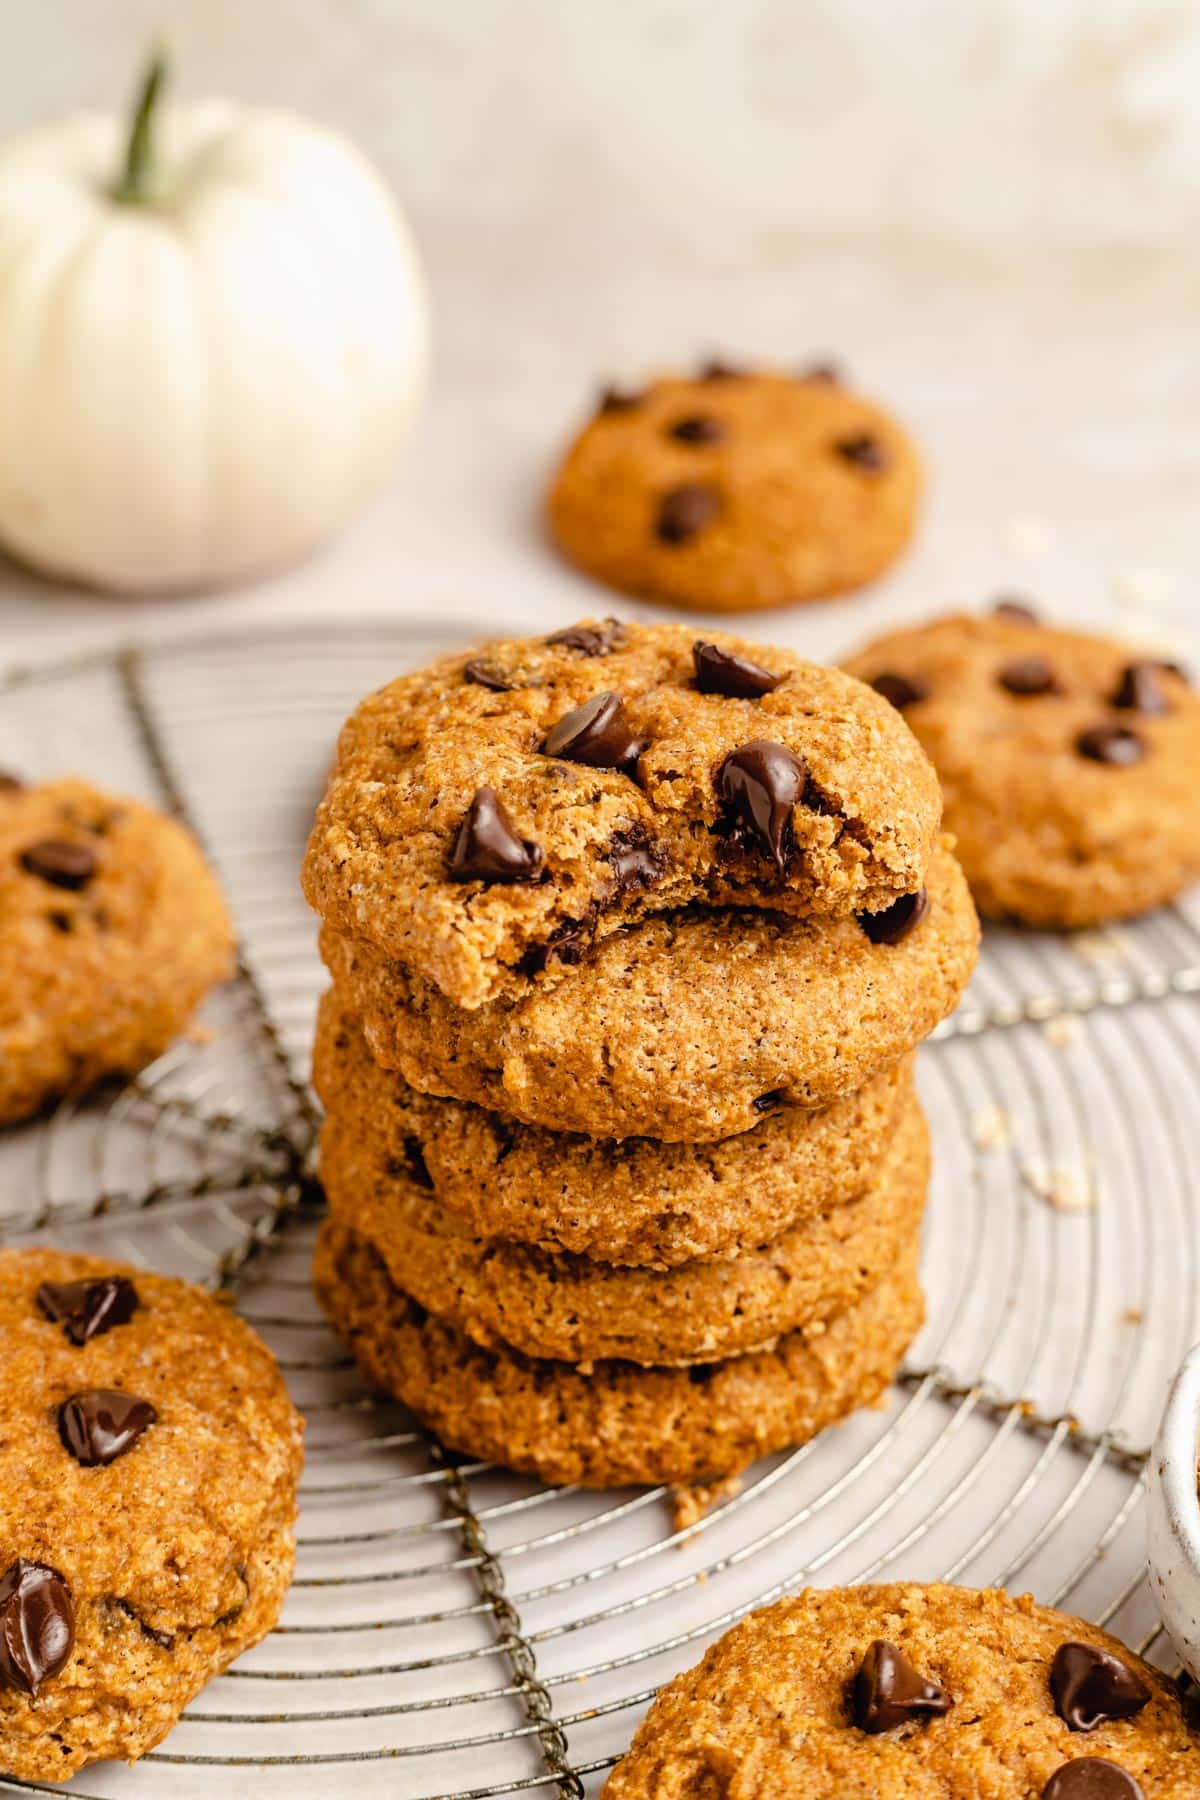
xmin=304 ymin=620 xmax=979 ymax=1490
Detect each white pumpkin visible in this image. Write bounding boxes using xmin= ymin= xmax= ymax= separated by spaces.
xmin=0 ymin=58 xmax=428 ymax=593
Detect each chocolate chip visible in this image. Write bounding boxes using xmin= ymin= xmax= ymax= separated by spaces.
xmin=998 ymin=655 xmax=1060 ymax=697
xmin=1050 ymin=1642 xmax=1150 ymax=1733
xmin=858 ymin=888 xmax=929 ymax=945
xmin=693 ymin=642 xmax=783 ymax=700
xmin=546 ymin=619 xmax=628 ymax=657
xmin=1076 ymin=724 xmax=1145 ymax=766
xmin=542 ymin=692 xmax=643 ymax=776
xmin=464 ymin=658 xmax=514 ymax=692
xmin=19 ymin=839 xmax=97 ymax=890
xmin=598 ymin=385 xmax=642 ymax=413
xmin=715 ymin=741 xmax=806 ymax=876
xmin=852 ymin=1639 xmax=952 ymax=1734
xmin=0 ymin=1561 xmax=74 ymax=1697
xmin=668 ymin=415 xmax=724 ymax=445
xmin=447 ymin=788 xmax=543 ymax=884
xmin=37 ymin=1275 xmax=139 ymax=1346
xmin=799 ymin=361 xmax=841 ymax=383
xmin=1111 ymin=661 xmax=1171 ymax=715
xmin=58 ymin=1390 xmax=157 ymax=1467
xmin=699 ymin=358 xmax=744 ymax=380
xmin=835 ymin=433 xmax=887 ymax=472
xmin=871 ymin=671 xmax=929 ymax=711
xmin=605 ymin=828 xmax=665 ymax=899
xmin=993 ymin=596 xmax=1040 ymax=625
xmin=521 ymin=912 xmax=596 ymax=977
xmin=0 ymin=771 xmax=23 ymax=792
xmin=753 ymin=1089 xmax=786 ymax=1115
xmin=1041 ymin=1759 xmax=1144 ymax=1800
xmin=657 ymin=484 xmax=720 ymax=544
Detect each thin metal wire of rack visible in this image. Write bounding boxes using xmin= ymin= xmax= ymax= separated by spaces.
xmin=1 ymin=618 xmax=1199 ymax=1798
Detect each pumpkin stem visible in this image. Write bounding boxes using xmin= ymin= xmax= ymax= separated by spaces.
xmin=113 ymin=48 xmax=168 ymax=205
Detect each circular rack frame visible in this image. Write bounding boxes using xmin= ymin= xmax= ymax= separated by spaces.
xmin=2 ymin=620 xmax=1199 ymax=1798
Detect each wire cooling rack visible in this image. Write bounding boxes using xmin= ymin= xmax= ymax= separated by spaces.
xmin=2 ymin=619 xmax=1200 ymax=1799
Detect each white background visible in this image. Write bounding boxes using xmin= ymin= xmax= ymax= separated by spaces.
xmin=0 ymin=0 xmax=1197 ymax=671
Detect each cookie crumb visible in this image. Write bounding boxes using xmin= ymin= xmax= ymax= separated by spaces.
xmin=1121 ymin=1306 xmax=1144 ymax=1327
xmin=1003 ymin=514 xmax=1051 ymax=556
xmin=1071 ymin=928 xmax=1131 ymax=969
xmin=671 ymin=1472 xmax=744 ymax=1532
xmin=1043 ymin=1013 xmax=1083 ymax=1049
xmin=1022 ymin=1159 xmax=1095 ymax=1213
xmin=971 ymin=1103 xmax=1013 ymax=1152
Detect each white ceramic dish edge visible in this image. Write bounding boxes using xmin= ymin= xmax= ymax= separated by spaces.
xmin=1147 ymin=1342 xmax=1200 ymax=1680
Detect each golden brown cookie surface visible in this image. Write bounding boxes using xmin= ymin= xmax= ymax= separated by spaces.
xmin=320 ymin=1089 xmax=928 ymax=1364
xmin=313 ymin=991 xmax=913 ymax=1267
xmin=602 ymin=1582 xmax=1197 ymax=1798
xmin=547 ymin=365 xmax=921 ymax=611
xmin=0 ymin=1248 xmax=302 ymax=1780
xmin=845 ymin=606 xmax=1200 ymax=927
xmin=314 ymin=1221 xmax=923 ymax=1488
xmin=304 ymin=619 xmax=942 ymax=1009
xmin=320 ymin=838 xmax=978 ymax=1142
xmin=0 ymin=778 xmax=234 ymax=1125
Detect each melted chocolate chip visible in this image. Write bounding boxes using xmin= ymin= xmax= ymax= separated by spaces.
xmin=1041 ymin=1759 xmax=1144 ymax=1800
xmin=693 ymin=642 xmax=783 ymax=700
xmin=852 ymin=1639 xmax=952 ymax=1734
xmin=546 ymin=619 xmax=627 ymax=657
xmin=521 ymin=912 xmax=597 ymax=977
xmin=403 ymin=1136 xmax=434 ymax=1190
xmin=715 ymin=741 xmax=806 ymax=876
xmin=0 ymin=1561 xmax=74 ymax=1697
xmin=1050 ymin=1642 xmax=1150 ymax=1733
xmin=542 ymin=692 xmax=643 ymax=776
xmin=464 ymin=658 xmax=515 ymax=692
xmin=58 ymin=1390 xmax=157 ymax=1467
xmin=699 ymin=358 xmax=744 ymax=380
xmin=657 ymin=483 xmax=720 ymax=544
xmin=0 ymin=771 xmax=23 ymax=792
xmin=19 ymin=839 xmax=97 ymax=890
xmin=598 ymin=385 xmax=642 ymax=413
xmin=871 ymin=671 xmax=929 ymax=711
xmin=668 ymin=414 xmax=724 ymax=445
xmin=1112 ymin=661 xmax=1171 ymax=716
xmin=1076 ymin=724 xmax=1145 ymax=767
xmin=605 ymin=829 xmax=666 ymax=899
xmin=835 ymin=433 xmax=888 ymax=472
xmin=993 ymin=596 xmax=1040 ymax=625
xmin=858 ymin=888 xmax=929 ymax=945
xmin=799 ymin=360 xmax=841 ymax=383
xmin=753 ymin=1089 xmax=787 ymax=1115
xmin=37 ymin=1275 xmax=139 ymax=1346
xmin=447 ymin=788 xmax=543 ymax=884
xmin=998 ymin=655 xmax=1060 ymax=697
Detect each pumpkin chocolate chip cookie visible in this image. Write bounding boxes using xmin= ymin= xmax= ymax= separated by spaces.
xmin=314 ymin=1221 xmax=924 ymax=1489
xmin=601 ymin=1582 xmax=1198 ymax=1798
xmin=844 ymin=604 xmax=1200 ymax=928
xmin=0 ymin=777 xmax=234 ymax=1125
xmin=0 ymin=1248 xmax=302 ymax=1780
xmin=546 ymin=362 xmax=921 ymax=611
xmin=303 ymin=619 xmax=942 ymax=1010
xmin=320 ymin=1089 xmax=929 ymax=1365
xmin=312 ymin=991 xmax=913 ymax=1268
xmin=319 ymin=837 xmax=977 ymax=1142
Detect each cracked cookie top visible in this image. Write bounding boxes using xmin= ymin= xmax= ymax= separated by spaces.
xmin=303 ymin=619 xmax=942 ymax=1009
xmin=0 ymin=1249 xmax=302 ymax=1779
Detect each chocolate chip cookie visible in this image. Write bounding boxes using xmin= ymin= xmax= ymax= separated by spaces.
xmin=602 ymin=1582 xmax=1196 ymax=1798
xmin=0 ymin=777 xmax=234 ymax=1125
xmin=844 ymin=605 xmax=1200 ymax=927
xmin=319 ymin=837 xmax=977 ymax=1142
xmin=546 ymin=362 xmax=921 ymax=611
xmin=304 ymin=620 xmax=942 ymax=1009
xmin=313 ymin=992 xmax=913 ymax=1268
xmin=0 ymin=1248 xmax=302 ymax=1780
xmin=320 ymin=1089 xmax=928 ymax=1364
xmin=314 ymin=1221 xmax=924 ymax=1488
